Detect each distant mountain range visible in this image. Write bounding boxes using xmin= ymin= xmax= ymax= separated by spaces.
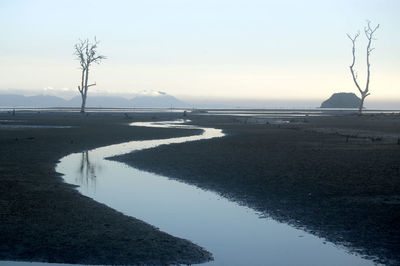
xmin=2 ymin=91 xmax=397 ymax=109
xmin=0 ymin=92 xmax=188 ymax=108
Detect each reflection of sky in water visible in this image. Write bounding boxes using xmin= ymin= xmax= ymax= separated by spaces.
xmin=3 ymin=121 xmax=379 ymax=265
xmin=56 ymin=121 xmax=378 ymax=266
xmin=60 ymin=161 xmax=377 ymax=266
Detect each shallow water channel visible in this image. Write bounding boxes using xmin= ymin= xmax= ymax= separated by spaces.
xmin=3 ymin=120 xmax=378 ymax=266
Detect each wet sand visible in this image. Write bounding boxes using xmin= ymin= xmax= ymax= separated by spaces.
xmin=0 ymin=111 xmax=211 ymax=265
xmin=115 ymin=113 xmax=400 ymax=265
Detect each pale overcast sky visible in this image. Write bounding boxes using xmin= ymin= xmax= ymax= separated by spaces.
xmin=0 ymin=0 xmax=399 ymax=103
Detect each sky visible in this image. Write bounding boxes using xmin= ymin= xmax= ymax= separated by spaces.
xmin=0 ymin=0 xmax=399 ymax=107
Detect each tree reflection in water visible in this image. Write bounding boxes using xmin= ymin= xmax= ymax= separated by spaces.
xmin=76 ymin=151 xmax=101 ymax=190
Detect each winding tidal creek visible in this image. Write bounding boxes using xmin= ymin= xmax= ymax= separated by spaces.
xmin=3 ymin=120 xmax=379 ymax=265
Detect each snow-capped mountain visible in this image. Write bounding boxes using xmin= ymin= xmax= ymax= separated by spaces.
xmin=0 ymin=91 xmax=188 ymax=108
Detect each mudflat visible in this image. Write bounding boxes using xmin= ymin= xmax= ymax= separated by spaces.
xmin=0 ymin=111 xmax=211 ymax=265
xmin=115 ymin=113 xmax=400 ymax=265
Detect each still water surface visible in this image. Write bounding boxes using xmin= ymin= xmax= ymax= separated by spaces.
xmin=56 ymin=120 xmax=378 ymax=266
xmin=2 ymin=120 xmax=379 ymax=266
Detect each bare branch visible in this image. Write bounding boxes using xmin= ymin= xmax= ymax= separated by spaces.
xmin=364 ymin=22 xmax=379 ymax=96
xmin=347 ymin=21 xmax=379 ymax=114
xmin=347 ymin=31 xmax=362 ymax=94
xmin=74 ymin=37 xmax=106 ymax=113
xmin=346 ymin=31 xmax=360 ymax=43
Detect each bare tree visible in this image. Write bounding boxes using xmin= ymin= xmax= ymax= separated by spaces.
xmin=347 ymin=21 xmax=379 ymax=114
xmin=74 ymin=38 xmax=106 ymax=113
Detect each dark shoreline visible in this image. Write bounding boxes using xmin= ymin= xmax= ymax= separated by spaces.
xmin=114 ymin=113 xmax=400 ymax=266
xmin=0 ymin=111 xmax=211 ymax=265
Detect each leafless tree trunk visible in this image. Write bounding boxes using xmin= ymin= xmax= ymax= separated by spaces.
xmin=347 ymin=21 xmax=379 ymax=114
xmin=74 ymin=38 xmax=106 ymax=113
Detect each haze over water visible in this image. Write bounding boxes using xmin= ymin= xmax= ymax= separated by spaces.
xmin=1 ymin=1 xmax=399 ymax=107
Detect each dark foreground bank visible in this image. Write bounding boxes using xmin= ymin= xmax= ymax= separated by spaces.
xmin=0 ymin=111 xmax=211 ymax=265
xmin=115 ymin=113 xmax=400 ymax=266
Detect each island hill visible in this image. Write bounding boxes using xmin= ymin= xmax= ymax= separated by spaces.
xmin=320 ymin=92 xmax=361 ymax=108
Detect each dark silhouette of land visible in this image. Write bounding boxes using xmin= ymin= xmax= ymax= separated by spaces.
xmin=1 ymin=110 xmax=399 ymax=265
xmin=320 ymin=92 xmax=361 ymax=108
xmin=114 ymin=113 xmax=400 ymax=266
xmin=0 ymin=111 xmax=209 ymax=265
